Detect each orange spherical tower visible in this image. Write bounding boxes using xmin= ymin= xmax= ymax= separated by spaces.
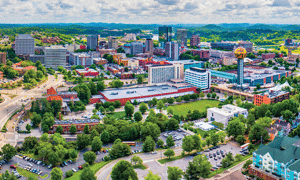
xmin=234 ymin=47 xmax=247 ymax=85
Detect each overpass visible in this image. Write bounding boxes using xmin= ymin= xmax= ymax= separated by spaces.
xmin=213 ymin=85 xmax=254 ymax=101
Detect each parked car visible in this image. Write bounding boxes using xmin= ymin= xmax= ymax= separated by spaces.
xmin=10 ymin=165 xmax=17 ymax=169
xmin=72 ymin=168 xmax=77 ymax=173
xmin=48 ymin=164 xmax=52 ymax=169
xmin=78 ymin=166 xmax=83 ymax=170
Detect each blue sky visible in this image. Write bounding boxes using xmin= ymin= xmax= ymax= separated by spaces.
xmin=0 ymin=0 xmax=299 ymax=24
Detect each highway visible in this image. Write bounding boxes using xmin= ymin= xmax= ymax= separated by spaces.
xmin=0 ymin=74 xmax=64 ymax=147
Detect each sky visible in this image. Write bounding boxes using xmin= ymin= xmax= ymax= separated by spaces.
xmin=0 ymin=0 xmax=300 ymax=24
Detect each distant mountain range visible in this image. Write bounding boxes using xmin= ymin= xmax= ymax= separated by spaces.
xmin=0 ymin=23 xmax=300 ymax=31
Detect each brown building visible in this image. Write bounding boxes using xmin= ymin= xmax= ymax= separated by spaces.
xmin=49 ymin=120 xmax=100 ymax=134
xmin=0 ymin=71 xmax=3 ymax=79
xmin=0 ymin=52 xmax=6 ymax=64
xmin=190 ymin=35 xmax=200 ymax=47
xmin=249 ymin=165 xmax=281 ymax=180
xmin=254 ymin=91 xmax=290 ymax=106
xmin=191 ymin=49 xmax=209 ymax=60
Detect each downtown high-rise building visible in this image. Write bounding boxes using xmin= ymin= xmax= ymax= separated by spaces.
xmin=44 ymin=46 xmax=67 ymax=70
xmin=177 ymin=29 xmax=187 ymax=46
xmin=15 ymin=34 xmax=35 ymax=55
xmin=108 ymin=36 xmax=118 ymax=49
xmin=148 ymin=63 xmax=184 ymax=85
xmin=165 ymin=42 xmax=179 ymax=61
xmin=145 ymin=38 xmax=154 ymax=55
xmin=190 ymin=34 xmax=200 ymax=47
xmin=87 ymin=35 xmax=98 ymax=50
xmin=158 ymin=26 xmax=172 ymax=48
xmin=0 ymin=52 xmax=6 ymax=65
xmin=130 ymin=42 xmax=143 ymax=55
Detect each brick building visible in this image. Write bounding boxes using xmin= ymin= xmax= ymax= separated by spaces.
xmin=49 ymin=119 xmax=100 ymax=134
xmin=0 ymin=52 xmax=6 ymax=64
xmin=191 ymin=49 xmax=209 ymax=60
xmin=190 ymin=35 xmax=200 ymax=47
xmin=262 ymin=53 xmax=276 ymax=60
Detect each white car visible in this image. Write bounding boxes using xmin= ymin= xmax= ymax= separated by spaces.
xmin=151 ymin=151 xmax=157 ymax=154
xmin=72 ymin=168 xmax=77 ymax=172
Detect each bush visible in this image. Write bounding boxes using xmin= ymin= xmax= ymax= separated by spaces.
xmin=65 ymin=170 xmax=73 ymax=177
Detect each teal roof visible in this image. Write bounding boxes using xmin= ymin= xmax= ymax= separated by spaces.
xmin=289 ymin=159 xmax=300 ymax=172
xmin=255 ymin=136 xmax=300 ymax=164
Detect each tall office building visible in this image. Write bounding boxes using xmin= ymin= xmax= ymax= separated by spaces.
xmin=130 ymin=42 xmax=143 ymax=55
xmin=158 ymin=26 xmax=172 ymax=48
xmin=177 ymin=29 xmax=187 ymax=46
xmin=0 ymin=52 xmax=6 ymax=64
xmin=237 ymin=59 xmax=244 ymax=85
xmin=44 ymin=46 xmax=67 ymax=70
xmin=184 ymin=67 xmax=211 ymax=90
xmin=148 ymin=64 xmax=184 ymax=85
xmin=15 ymin=34 xmax=35 ymax=55
xmin=145 ymin=38 xmax=154 ymax=55
xmin=87 ymin=35 xmax=98 ymax=50
xmin=190 ymin=35 xmax=200 ymax=47
xmin=165 ymin=42 xmax=179 ymax=61
xmin=108 ymin=36 xmax=118 ymax=49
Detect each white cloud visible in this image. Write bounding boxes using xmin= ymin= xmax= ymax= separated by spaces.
xmin=0 ymin=0 xmax=299 ymax=24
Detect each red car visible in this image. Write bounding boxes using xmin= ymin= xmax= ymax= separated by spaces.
xmin=210 ymin=168 xmax=215 ymax=171
xmin=78 ymin=166 xmax=83 ymax=170
xmin=10 ymin=165 xmax=17 ymax=169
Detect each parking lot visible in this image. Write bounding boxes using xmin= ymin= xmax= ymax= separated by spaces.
xmin=202 ymin=143 xmax=242 ymax=169
xmin=158 ymin=129 xmax=189 ymax=148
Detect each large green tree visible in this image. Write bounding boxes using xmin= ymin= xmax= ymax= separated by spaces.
xmin=184 ymin=155 xmax=212 ymax=179
xmin=91 ymin=136 xmax=103 ymax=152
xmin=143 ymin=136 xmax=156 ymax=152
xmin=1 ymin=144 xmax=17 ymax=160
xmin=50 ymin=167 xmax=63 ymax=180
xmin=111 ymin=160 xmax=138 ymax=180
xmin=80 ymin=166 xmax=96 ymax=180
xmin=167 ymin=166 xmax=184 ymax=180
xmin=83 ymin=151 xmax=96 ymax=164
xmin=226 ymin=119 xmax=246 ymax=139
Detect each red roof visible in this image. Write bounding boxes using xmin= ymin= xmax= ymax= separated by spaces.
xmin=47 ymin=96 xmax=63 ymax=101
xmin=47 ymin=87 xmax=57 ymax=95
xmin=23 ymin=66 xmax=36 ymax=70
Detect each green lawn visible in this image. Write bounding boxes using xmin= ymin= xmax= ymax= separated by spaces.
xmin=168 ymin=100 xmax=220 ymax=116
xmin=16 ymin=167 xmax=38 ymax=178
xmin=196 ymin=129 xmax=219 ymax=137
xmin=66 ymin=161 xmax=111 ymax=180
xmin=132 ymin=164 xmax=147 ymax=170
xmin=106 ymin=111 xmax=126 ymax=119
xmin=158 ymin=154 xmax=189 ymax=164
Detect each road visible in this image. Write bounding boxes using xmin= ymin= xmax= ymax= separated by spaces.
xmin=0 ymin=74 xmax=64 ymax=147
xmin=96 ymin=147 xmax=183 ymax=180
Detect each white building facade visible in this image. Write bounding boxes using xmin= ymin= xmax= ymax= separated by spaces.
xmin=184 ymin=67 xmax=211 ymax=90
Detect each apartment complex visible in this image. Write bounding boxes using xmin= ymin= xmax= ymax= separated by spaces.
xmin=184 ymin=67 xmax=211 ymax=90
xmin=250 ymin=136 xmax=300 ymax=180
xmin=165 ymin=42 xmax=179 ymax=60
xmin=130 ymin=42 xmax=143 ymax=55
xmin=0 ymin=52 xmax=6 ymax=64
xmin=15 ymin=34 xmax=35 ymax=55
xmin=148 ymin=64 xmax=184 ymax=85
xmin=44 ymin=46 xmax=67 ymax=70
xmin=207 ymin=104 xmax=248 ymax=127
xmin=87 ymin=35 xmax=98 ymax=50
xmin=177 ymin=29 xmax=187 ymax=46
xmin=190 ymin=35 xmax=200 ymax=47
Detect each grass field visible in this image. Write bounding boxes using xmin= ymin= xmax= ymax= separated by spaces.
xmin=168 ymin=100 xmax=220 ymax=116
xmin=106 ymin=111 xmax=126 ymax=119
xmin=158 ymin=154 xmax=189 ymax=164
xmin=66 ymin=161 xmax=111 ymax=180
xmin=16 ymin=167 xmax=38 ymax=178
xmin=132 ymin=164 xmax=147 ymax=170
xmin=196 ymin=129 xmax=219 ymax=137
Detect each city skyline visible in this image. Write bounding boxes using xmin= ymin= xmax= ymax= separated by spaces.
xmin=0 ymin=0 xmax=300 ymax=24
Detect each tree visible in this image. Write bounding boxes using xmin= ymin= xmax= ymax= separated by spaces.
xmin=65 ymin=170 xmax=73 ymax=178
xmin=265 ymin=110 xmax=272 ymax=118
xmin=243 ymin=160 xmax=253 ymax=170
xmin=164 ymin=149 xmax=175 ymax=159
xmin=101 ymin=130 xmax=111 ymax=144
xmin=139 ymin=102 xmax=148 ymax=114
xmin=157 ymin=139 xmax=164 ymax=148
xmin=80 ymin=166 xmax=96 ymax=180
xmin=205 ymin=137 xmax=211 ymax=147
xmin=70 ymin=149 xmax=78 ymax=159
xmin=137 ymin=76 xmax=143 ymax=84
xmin=97 ymin=81 xmax=106 ymax=91
xmin=184 ymin=155 xmax=212 ymax=179
xmin=56 ymin=125 xmax=63 ymax=134
xmin=83 ymin=151 xmax=96 ymax=164
xmin=167 ymin=107 xmax=174 ymax=115
xmin=50 ymin=167 xmax=63 ymax=180
xmin=249 ymin=124 xmax=269 ymax=143
xmin=26 ymin=124 xmax=31 ymax=132
xmin=156 ymin=100 xmax=164 ymax=111
xmin=133 ymin=100 xmax=138 ymax=106
xmin=125 ymin=103 xmax=135 ymax=117
xmin=109 ymin=105 xmax=115 ymax=113
xmin=255 ymin=117 xmax=272 ymax=128
xmin=235 ymin=154 xmax=243 ymax=162
xmin=236 ymin=135 xmax=246 ymax=145
xmin=210 ymin=133 xmax=219 ymax=147
xmin=182 ymin=136 xmax=194 ymax=153
xmin=166 ymin=135 xmax=175 ymax=147
xmin=91 ymin=136 xmax=103 ymax=152
xmin=1 ymin=144 xmax=17 ymax=160
xmin=69 ymin=125 xmax=77 ymax=134
xmin=206 ymin=93 xmax=211 ymax=98
xmin=167 ymin=98 xmax=175 ymax=105
xmin=134 ymin=112 xmax=143 ymax=122
xmin=226 ymin=119 xmax=246 ymax=139
xmin=77 ymin=134 xmax=90 ymax=150
xmin=30 ymin=112 xmax=42 ymax=127
xmin=282 ymin=110 xmax=295 ymax=122
xmin=131 ymin=155 xmax=143 ymax=165
xmin=111 ymin=160 xmax=138 ymax=180
xmin=143 ymin=136 xmax=156 ymax=152
xmin=145 ymin=171 xmax=161 ymax=180
xmin=192 ymin=135 xmax=202 ymax=151
xmin=167 ymin=166 xmax=184 ymax=180
xmin=109 ymin=139 xmax=131 ymax=159
xmin=84 ymin=124 xmax=90 ymax=134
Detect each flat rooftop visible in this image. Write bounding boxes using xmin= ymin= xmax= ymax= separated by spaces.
xmin=101 ymin=85 xmax=180 ymax=100
xmin=16 ymin=34 xmax=33 ymax=39
xmin=208 ymin=104 xmax=247 ymax=116
xmin=76 ymin=68 xmax=98 ymax=72
xmin=54 ymin=119 xmax=100 ymax=125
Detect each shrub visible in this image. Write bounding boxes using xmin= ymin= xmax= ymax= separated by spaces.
xmin=65 ymin=170 xmax=73 ymax=177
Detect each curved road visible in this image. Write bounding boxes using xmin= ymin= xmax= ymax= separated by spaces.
xmin=96 ymin=147 xmax=183 ymax=180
